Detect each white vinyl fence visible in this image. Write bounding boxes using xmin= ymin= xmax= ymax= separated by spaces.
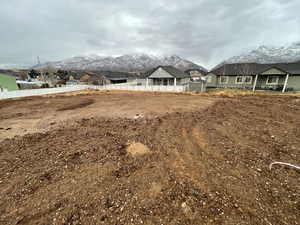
xmin=0 ymin=83 xmax=189 ymax=100
xmin=0 ymin=86 xmax=88 ymax=100
xmin=87 ymin=83 xmax=188 ymax=92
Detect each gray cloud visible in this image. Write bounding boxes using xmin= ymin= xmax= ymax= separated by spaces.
xmin=0 ymin=0 xmax=299 ymax=69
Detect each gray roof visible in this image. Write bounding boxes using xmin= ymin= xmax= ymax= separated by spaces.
xmin=211 ymin=62 xmax=300 ymax=76
xmin=211 ymin=63 xmax=263 ymax=76
xmin=271 ymin=62 xmax=300 ymax=75
xmin=66 ymin=70 xmax=138 ymax=80
xmin=144 ymin=66 xmax=190 ymax=79
xmin=100 ymin=71 xmax=138 ymax=80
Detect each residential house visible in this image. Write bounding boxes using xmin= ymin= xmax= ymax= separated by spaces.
xmin=185 ymin=69 xmax=207 ymax=81
xmin=55 ymin=70 xmax=136 ymax=86
xmin=142 ymin=66 xmax=190 ymax=86
xmin=99 ymin=71 xmax=138 ymax=84
xmin=254 ymin=63 xmax=300 ymax=92
xmin=206 ymin=62 xmax=300 ymax=92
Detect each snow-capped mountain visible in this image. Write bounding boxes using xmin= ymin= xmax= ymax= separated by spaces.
xmin=32 ymin=54 xmax=207 ymax=72
xmin=219 ymin=42 xmax=300 ymax=66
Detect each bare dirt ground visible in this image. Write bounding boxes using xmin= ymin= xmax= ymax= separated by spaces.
xmin=0 ymin=91 xmax=216 ymax=141
xmin=0 ymin=91 xmax=300 ymax=225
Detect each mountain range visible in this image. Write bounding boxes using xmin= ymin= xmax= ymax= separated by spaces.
xmin=32 ymin=54 xmax=207 ymax=72
xmin=219 ymin=42 xmax=300 ymax=66
xmin=19 ymin=42 xmax=300 ymax=72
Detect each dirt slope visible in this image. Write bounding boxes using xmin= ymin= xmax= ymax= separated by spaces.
xmin=0 ymin=94 xmax=299 ymax=224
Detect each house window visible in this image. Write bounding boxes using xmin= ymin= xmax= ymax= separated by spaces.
xmin=153 ymin=79 xmax=162 ymax=85
xmin=244 ymin=76 xmax=252 ymax=84
xmin=163 ymin=79 xmax=168 ymax=86
xmin=219 ymin=76 xmax=228 ymax=84
xmin=266 ymin=76 xmax=279 ymax=85
xmin=169 ymin=78 xmax=174 ymax=85
xmin=207 ymin=76 xmax=212 ymax=83
xmin=235 ymin=76 xmax=243 ymax=84
xmin=235 ymin=76 xmax=252 ymax=84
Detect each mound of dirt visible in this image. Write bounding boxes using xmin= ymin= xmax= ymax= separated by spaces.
xmin=57 ymin=98 xmax=95 ymax=111
xmin=0 ymin=95 xmax=299 ymax=225
xmin=127 ymin=142 xmax=151 ymax=157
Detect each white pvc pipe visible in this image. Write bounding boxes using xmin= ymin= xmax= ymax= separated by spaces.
xmin=269 ymin=162 xmax=300 ymax=170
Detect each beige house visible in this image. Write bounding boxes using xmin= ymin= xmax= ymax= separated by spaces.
xmin=143 ymin=66 xmax=190 ymax=86
xmin=206 ymin=62 xmax=300 ymax=92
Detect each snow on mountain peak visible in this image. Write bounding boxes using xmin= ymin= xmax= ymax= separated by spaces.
xmin=32 ymin=54 xmax=206 ymax=72
xmin=222 ymin=42 xmax=300 ymax=65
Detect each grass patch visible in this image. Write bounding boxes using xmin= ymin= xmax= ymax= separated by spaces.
xmin=201 ymin=88 xmax=300 ymax=97
xmin=46 ymin=88 xmax=300 ymax=98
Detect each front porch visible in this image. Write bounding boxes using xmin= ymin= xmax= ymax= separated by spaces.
xmin=253 ymin=75 xmax=286 ymax=91
xmin=147 ymin=78 xmax=177 ymax=86
xmin=253 ymin=67 xmax=290 ymax=93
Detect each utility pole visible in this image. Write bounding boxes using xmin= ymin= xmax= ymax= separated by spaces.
xmin=37 ymin=56 xmax=41 ymax=65
xmin=36 ymin=56 xmax=43 ymax=80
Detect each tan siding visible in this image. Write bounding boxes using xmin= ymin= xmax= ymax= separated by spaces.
xmin=206 ymin=73 xmax=217 ymax=87
xmin=149 ymin=68 xmax=173 ymax=78
xmin=261 ymin=68 xmax=286 ymax=75
xmin=287 ymin=75 xmax=300 ymax=91
xmin=216 ymin=75 xmax=254 ymax=89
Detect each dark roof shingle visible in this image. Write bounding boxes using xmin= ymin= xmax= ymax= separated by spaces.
xmin=100 ymin=71 xmax=138 ymax=80
xmin=211 ymin=62 xmax=300 ymax=76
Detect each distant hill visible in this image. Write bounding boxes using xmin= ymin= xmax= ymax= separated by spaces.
xmin=32 ymin=54 xmax=207 ymax=72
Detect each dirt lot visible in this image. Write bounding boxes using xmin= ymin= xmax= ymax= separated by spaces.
xmin=0 ymin=91 xmax=299 ymax=225
xmin=0 ymin=91 xmax=216 ymax=141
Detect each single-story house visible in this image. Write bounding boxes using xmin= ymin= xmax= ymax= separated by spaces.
xmin=254 ymin=63 xmax=300 ymax=92
xmin=185 ymin=69 xmax=207 ymax=81
xmin=142 ymin=66 xmax=190 ymax=86
xmin=99 ymin=71 xmax=138 ymax=84
xmin=206 ymin=62 xmax=300 ymax=92
xmin=54 ymin=70 xmax=137 ymax=85
xmin=0 ymin=74 xmax=19 ymax=92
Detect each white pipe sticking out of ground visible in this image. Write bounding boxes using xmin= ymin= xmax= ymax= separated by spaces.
xmin=269 ymin=162 xmax=300 ymax=171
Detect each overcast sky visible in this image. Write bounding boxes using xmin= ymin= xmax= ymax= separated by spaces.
xmin=0 ymin=0 xmax=300 ymax=69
